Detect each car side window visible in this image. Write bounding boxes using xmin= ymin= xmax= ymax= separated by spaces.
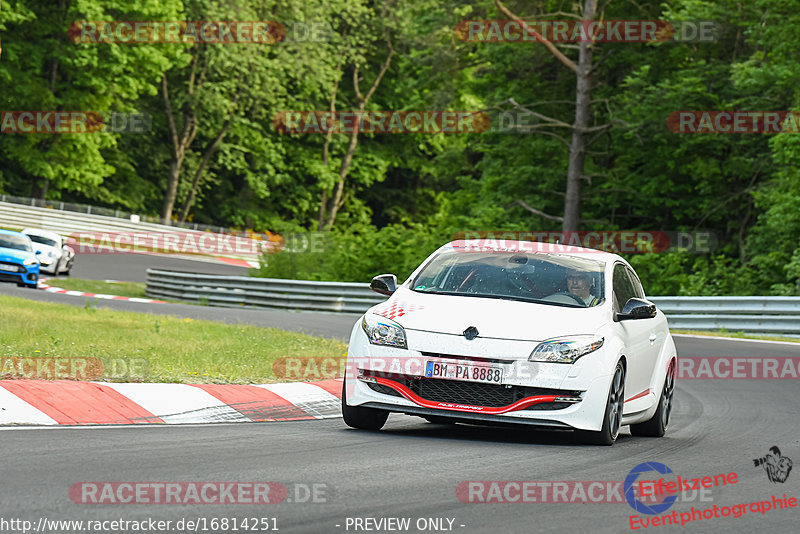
xmin=626 ymin=267 xmax=645 ymax=299
xmin=613 ymin=264 xmax=637 ymax=312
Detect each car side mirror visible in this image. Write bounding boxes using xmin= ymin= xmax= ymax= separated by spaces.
xmin=615 ymin=297 xmax=657 ymax=321
xmin=370 ymin=274 xmax=397 ymax=296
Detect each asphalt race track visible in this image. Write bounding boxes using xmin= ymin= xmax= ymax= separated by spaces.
xmin=69 ymin=252 xmax=249 ymax=283
xmin=1 ymin=256 xmax=798 ymax=533
xmin=1 ymin=335 xmax=798 ymax=534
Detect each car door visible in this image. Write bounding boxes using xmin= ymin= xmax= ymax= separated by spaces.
xmin=611 ymin=263 xmax=652 ymax=403
xmin=626 ymin=266 xmax=665 ymax=391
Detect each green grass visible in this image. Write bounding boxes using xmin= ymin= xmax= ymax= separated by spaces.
xmin=45 ymin=278 xmax=147 ymax=299
xmin=671 ymin=329 xmax=800 ymax=343
xmin=0 ymin=294 xmax=347 ymax=383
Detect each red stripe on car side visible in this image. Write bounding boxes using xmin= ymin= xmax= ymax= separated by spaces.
xmin=625 ymin=388 xmax=651 ymax=403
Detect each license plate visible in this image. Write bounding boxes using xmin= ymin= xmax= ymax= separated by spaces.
xmin=425 ymin=361 xmax=503 ymax=384
xmin=0 ymin=264 xmax=18 ymax=272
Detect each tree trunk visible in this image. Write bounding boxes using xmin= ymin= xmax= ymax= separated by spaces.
xmin=162 ymin=159 xmax=182 ymax=224
xmin=321 ymin=44 xmax=393 ymax=229
xmin=178 ymin=119 xmax=231 ymax=223
xmin=31 ymin=178 xmax=49 ymax=200
xmin=318 ymin=72 xmax=341 ymax=228
xmin=324 ymin=101 xmax=365 ymax=228
xmin=160 ymin=73 xmax=197 ymax=224
xmin=562 ymin=0 xmax=596 ymax=232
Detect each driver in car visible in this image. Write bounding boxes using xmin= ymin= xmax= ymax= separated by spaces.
xmin=566 ymin=271 xmax=600 ymax=307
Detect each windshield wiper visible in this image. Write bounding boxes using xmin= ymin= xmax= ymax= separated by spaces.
xmin=455 ymin=293 xmax=583 ymax=308
xmin=410 ymin=288 xmax=453 ymax=295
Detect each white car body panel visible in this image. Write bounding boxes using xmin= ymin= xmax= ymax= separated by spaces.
xmin=345 ymin=240 xmax=677 ymax=432
xmin=21 ymin=228 xmax=75 ymax=275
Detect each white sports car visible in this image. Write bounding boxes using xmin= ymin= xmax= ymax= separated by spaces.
xmin=21 ymin=228 xmax=75 ymax=275
xmin=343 ymin=240 xmax=677 ymax=445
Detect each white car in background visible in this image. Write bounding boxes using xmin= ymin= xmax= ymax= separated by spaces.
xmin=21 ymin=228 xmax=75 ymax=275
xmin=343 ymin=240 xmax=677 ymax=445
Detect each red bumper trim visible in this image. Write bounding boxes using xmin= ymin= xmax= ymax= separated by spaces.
xmin=370 ymin=376 xmax=565 ymax=414
xmin=625 ymin=388 xmax=650 ymax=403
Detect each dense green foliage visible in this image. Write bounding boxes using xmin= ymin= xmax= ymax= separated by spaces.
xmin=2 ymin=0 xmax=799 ymax=294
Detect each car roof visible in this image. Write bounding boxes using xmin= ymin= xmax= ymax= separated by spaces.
xmin=443 ymin=239 xmax=626 ymax=266
xmin=21 ymin=228 xmax=61 ymax=240
xmin=0 ymin=228 xmax=30 ymax=238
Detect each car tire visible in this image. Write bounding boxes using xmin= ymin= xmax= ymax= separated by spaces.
xmin=630 ymin=362 xmax=675 ymax=438
xmin=342 ymin=380 xmax=388 ymax=431
xmin=576 ymin=361 xmax=625 ymax=446
xmin=424 ymin=415 xmax=455 ymax=425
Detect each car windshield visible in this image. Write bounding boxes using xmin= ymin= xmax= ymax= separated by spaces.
xmin=27 ymin=234 xmax=59 ymax=247
xmin=411 ymin=250 xmax=605 ymax=308
xmin=0 ymin=234 xmax=33 ymax=252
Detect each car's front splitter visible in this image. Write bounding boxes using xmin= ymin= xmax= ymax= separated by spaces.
xmin=360 ymin=373 xmax=582 ymax=415
xmin=347 ymin=371 xmax=614 ymax=431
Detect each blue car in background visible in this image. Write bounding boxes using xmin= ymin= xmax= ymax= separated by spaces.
xmin=0 ymin=229 xmax=40 ymax=288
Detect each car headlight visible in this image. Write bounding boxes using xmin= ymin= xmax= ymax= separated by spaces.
xmin=22 ymin=258 xmax=38 ymax=266
xmin=529 ymin=335 xmax=604 ymax=364
xmin=361 ymin=314 xmax=407 ymax=349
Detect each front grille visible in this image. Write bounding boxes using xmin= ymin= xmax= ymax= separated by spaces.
xmin=0 ymin=272 xmax=23 ymax=283
xmin=366 ymin=373 xmax=579 ymax=409
xmin=0 ymin=261 xmax=24 ymax=273
xmin=411 ymin=379 xmax=517 ymax=407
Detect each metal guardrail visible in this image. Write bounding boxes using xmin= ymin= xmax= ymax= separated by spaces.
xmin=146 ymin=270 xmax=800 ymax=333
xmin=648 ymin=297 xmax=800 ymax=334
xmin=0 ymin=193 xmax=236 ymax=234
xmin=146 ymin=270 xmax=386 ymax=313
xmin=0 ymin=201 xmax=265 ymax=262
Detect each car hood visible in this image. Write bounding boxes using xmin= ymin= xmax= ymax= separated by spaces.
xmin=369 ymin=287 xmax=606 ymax=342
xmin=33 ymin=244 xmax=59 ymax=256
xmin=0 ymin=247 xmax=37 ymax=263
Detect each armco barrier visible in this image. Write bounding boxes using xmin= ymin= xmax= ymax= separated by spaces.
xmin=146 ymin=269 xmax=386 ymax=313
xmin=0 ymin=200 xmax=265 ymax=262
xmin=145 ymin=270 xmax=800 ymax=333
xmin=648 ymin=296 xmax=800 ymax=334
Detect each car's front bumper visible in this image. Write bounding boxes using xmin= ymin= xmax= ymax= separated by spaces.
xmin=0 ymin=261 xmax=39 ymax=286
xmin=345 ymin=326 xmax=613 ymax=431
xmin=38 ymin=260 xmax=58 ymax=274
